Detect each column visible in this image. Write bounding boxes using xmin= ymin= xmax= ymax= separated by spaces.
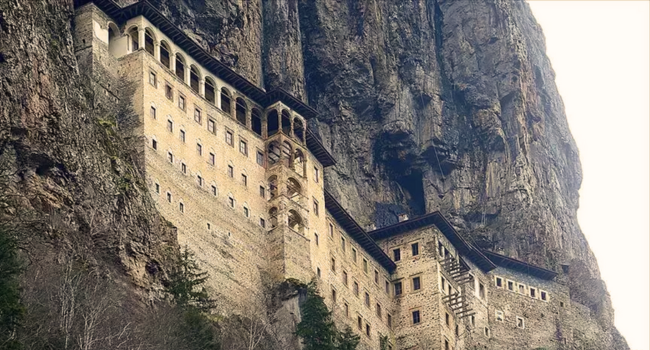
xmin=246 ymin=108 xmax=252 ymax=129
xmin=138 ymin=29 xmax=145 ymax=52
xmin=199 ymin=78 xmax=205 ymax=97
xmin=170 ymin=52 xmax=176 ymax=73
xmin=185 ymin=65 xmax=190 ymax=85
xmin=154 ymin=42 xmax=160 ymax=61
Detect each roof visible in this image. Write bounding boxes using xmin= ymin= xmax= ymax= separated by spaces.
xmin=324 ymin=190 xmax=396 ymax=272
xmin=481 ymin=250 xmax=558 ymax=280
xmin=368 ymin=212 xmax=497 ymax=272
xmin=74 ymin=0 xmax=335 ymax=167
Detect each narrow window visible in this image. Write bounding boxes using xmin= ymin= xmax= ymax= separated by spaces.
xmin=150 ymin=106 xmax=156 ymax=119
xmin=495 ymin=276 xmax=503 ymax=288
xmin=314 ymin=167 xmax=319 ymax=183
xmin=178 ymin=95 xmax=185 ymax=110
xmin=196 ymin=143 xmax=202 ymax=156
xmin=207 ymin=223 xmax=211 ymax=230
xmin=149 ymin=71 xmax=156 ymax=86
xmin=365 ymin=323 xmax=370 ymax=338
xmin=207 ymin=119 xmax=215 ymax=134
xmin=516 ymin=316 xmax=525 ymax=329
xmin=507 ymin=280 xmax=515 ymax=291
xmin=314 ymin=233 xmax=319 ymax=246
xmin=180 ymin=130 xmax=185 ymax=142
xmin=445 ymin=339 xmax=450 ymax=350
xmin=385 ymin=280 xmax=390 ymax=295
xmin=484 ymin=327 xmax=490 ymax=337
xmin=479 ymin=282 xmax=486 ymax=300
xmin=387 ymin=314 xmax=392 ymax=329
xmin=239 ymin=140 xmax=248 ymax=156
xmin=226 ymin=131 xmax=233 ymax=146
xmin=209 ymin=152 xmax=215 ymax=166
xmin=228 ymin=165 xmax=234 ymax=178
xmin=541 ymin=290 xmax=548 ymax=301
xmin=456 ymin=324 xmax=460 ymax=336
xmin=376 ymin=303 xmax=382 ymax=318
xmin=244 ymin=206 xmax=249 ymax=217
xmin=256 ymin=151 xmax=264 ymax=166
xmin=518 ymin=283 xmax=526 ymax=294
xmin=228 ymin=196 xmax=235 ymax=208
xmin=329 ymin=223 xmax=334 ymax=238
xmin=165 ymin=84 xmax=173 ymax=100
xmin=353 ymin=281 xmax=359 ymax=296
xmin=412 ymin=310 xmax=421 ymax=324
xmin=259 ymin=186 xmax=265 ymax=198
xmin=331 ymin=258 xmax=336 ymax=272
xmin=471 ymin=315 xmax=476 ymax=326
xmin=313 ymin=199 xmax=319 ymax=216
xmin=441 ymin=276 xmax=447 ymax=294
xmin=167 ymin=120 xmax=173 ymax=132
xmin=394 ymin=282 xmax=402 ymax=296
xmin=357 ymin=316 xmax=362 ymax=330
xmin=374 ymin=270 xmax=379 ymax=284
xmin=151 ymin=139 xmax=157 ymax=150
xmin=342 ymin=271 xmax=348 ymax=286
xmin=317 ymin=268 xmax=321 ymax=278
xmin=411 ymin=242 xmax=419 ymax=256
xmin=260 ymin=218 xmax=265 ymax=228
xmin=211 ymin=185 xmax=217 ymax=196
xmin=179 ymin=202 xmax=184 ymax=213
xmin=352 ymin=248 xmax=357 ymax=262
xmin=438 ymin=241 xmax=444 ymax=257
xmin=496 ymin=310 xmax=504 ymax=322
xmin=167 ymin=152 xmax=173 ymax=163
xmin=393 ymin=248 xmax=401 ymax=262
xmin=413 ymin=276 xmax=421 ymax=291
xmin=363 ymin=259 xmax=368 ymax=274
xmin=242 ymin=174 xmax=247 ymax=187
xmin=166 ymin=192 xmax=172 ymax=202
xmin=197 ymin=175 xmax=203 ymax=187
xmin=155 ymin=183 xmax=160 ymax=194
xmin=445 ymin=312 xmax=450 ymax=327
xmin=344 ymin=303 xmax=349 ymax=317
xmin=530 ymin=287 xmax=537 ymax=298
xmin=341 ymin=237 xmax=346 ymax=252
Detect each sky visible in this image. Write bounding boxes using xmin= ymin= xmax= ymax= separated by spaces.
xmin=527 ymin=1 xmax=649 ymax=350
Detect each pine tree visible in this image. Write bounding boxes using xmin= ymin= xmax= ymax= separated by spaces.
xmin=336 ymin=326 xmax=360 ymax=350
xmin=166 ymin=247 xmax=215 ymax=311
xmin=295 ymin=281 xmax=337 ymax=350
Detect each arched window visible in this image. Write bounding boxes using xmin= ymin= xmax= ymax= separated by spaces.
xmin=268 ymin=175 xmax=278 ymax=199
xmin=108 ymin=23 xmax=120 ymax=57
xmin=281 ymin=110 xmax=291 ymax=135
xmin=160 ymin=41 xmax=171 ymax=69
xmin=236 ymin=97 xmax=247 ymax=126
xmin=144 ymin=28 xmax=155 ymax=56
xmin=288 ymin=210 xmax=304 ymax=234
xmin=293 ymin=149 xmax=305 ymax=177
xmin=267 ymin=110 xmax=279 ymax=136
xmin=205 ymin=77 xmax=216 ymax=104
xmin=293 ymin=118 xmax=304 ymax=143
xmin=269 ymin=207 xmax=278 ymax=228
xmin=287 ymin=177 xmax=302 ymax=201
xmin=128 ymin=27 xmax=139 ymax=51
xmin=251 ymin=108 xmax=262 ymax=136
xmin=282 ymin=141 xmax=293 ymax=167
xmin=267 ymin=142 xmax=281 ymax=166
xmin=175 ymin=54 xmax=186 ymax=82
xmin=190 ymin=65 xmax=200 ymax=93
xmin=221 ymin=88 xmax=231 ymax=115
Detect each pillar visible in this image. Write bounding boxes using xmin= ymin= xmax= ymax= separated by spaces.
xmin=170 ymin=52 xmax=176 ymax=73
xmin=199 ymin=78 xmax=205 ymax=97
xmin=154 ymin=42 xmax=160 ymax=61
xmin=185 ymin=64 xmax=190 ymax=85
xmin=138 ymin=29 xmax=145 ymax=52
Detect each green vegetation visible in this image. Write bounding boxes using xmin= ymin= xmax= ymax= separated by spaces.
xmin=0 ymin=227 xmax=24 ymax=350
xmin=295 ymin=281 xmax=360 ymax=350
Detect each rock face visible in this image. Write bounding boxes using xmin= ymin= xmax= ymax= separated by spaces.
xmin=0 ymin=0 xmax=628 ymax=348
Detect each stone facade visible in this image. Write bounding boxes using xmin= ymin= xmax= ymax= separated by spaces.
xmin=72 ymin=3 xmax=608 ymax=350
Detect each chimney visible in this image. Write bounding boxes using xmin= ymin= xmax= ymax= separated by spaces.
xmin=398 ymin=213 xmax=409 ymax=222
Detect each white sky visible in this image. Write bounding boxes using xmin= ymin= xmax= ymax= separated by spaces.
xmin=527 ymin=1 xmax=649 ymax=350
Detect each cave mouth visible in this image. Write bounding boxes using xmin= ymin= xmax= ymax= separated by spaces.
xmin=396 ymin=170 xmax=426 ymax=217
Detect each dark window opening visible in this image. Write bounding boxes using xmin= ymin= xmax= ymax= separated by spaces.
xmin=267 ymin=110 xmax=279 ymax=136
xmin=175 ymin=56 xmax=185 ymax=81
xmin=252 ymin=108 xmax=262 ymax=136
xmin=205 ymin=79 xmax=215 ymax=104
xmin=221 ymin=88 xmax=231 ymax=115
xmin=281 ymin=110 xmax=291 ymax=135
xmin=236 ymin=97 xmax=247 ymax=126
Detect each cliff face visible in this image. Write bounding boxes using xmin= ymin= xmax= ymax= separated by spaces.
xmin=0 ymin=0 xmax=628 ymax=348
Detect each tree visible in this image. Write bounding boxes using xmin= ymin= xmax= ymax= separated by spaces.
xmin=337 ymin=326 xmax=360 ymax=350
xmin=295 ymin=281 xmax=337 ymax=350
xmin=166 ymin=247 xmax=215 ymax=311
xmin=0 ymin=226 xmax=24 ymax=350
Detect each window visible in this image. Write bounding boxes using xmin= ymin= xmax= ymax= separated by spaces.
xmin=165 ymin=84 xmax=173 ymax=100
xmin=518 ymin=283 xmax=526 ymax=294
xmin=357 ymin=316 xmax=362 ymax=330
xmin=197 ymin=175 xmax=203 ymax=187
xmin=374 ymin=270 xmax=379 ymax=284
xmin=507 ymin=280 xmax=515 ymax=291
xmin=314 ymin=166 xmax=319 ymax=183
xmin=560 ymin=301 xmax=565 ymax=307
xmin=260 ymin=218 xmax=265 ymax=228
xmin=317 ymin=268 xmax=321 ymax=278
xmin=445 ymin=312 xmax=450 ymax=327
xmin=456 ymin=325 xmax=460 ymax=337
xmin=209 ymin=152 xmax=215 ymax=166
xmin=331 ymin=288 xmax=336 ymax=302
xmin=180 ymin=130 xmax=185 ymax=142
xmin=387 ymin=314 xmax=392 ymax=329
xmin=445 ymin=339 xmax=449 ymax=350
xmin=166 ymin=192 xmax=172 ymax=202
xmin=196 ymin=143 xmax=202 ymax=156
xmin=530 ymin=287 xmax=537 ymax=298
xmin=207 ymin=223 xmax=211 ymax=230
xmin=228 ymin=196 xmax=235 ymax=208
xmin=344 ymin=303 xmax=349 ymax=317
xmin=471 ymin=315 xmax=476 ymax=326
xmin=393 ymin=248 xmax=401 ymax=262
xmin=194 ymin=108 xmax=201 ymax=124
xmin=540 ymin=290 xmax=548 ymax=301
xmin=228 ymin=165 xmax=234 ymax=178
xmin=385 ymin=280 xmax=390 ymax=295
xmin=243 ymin=206 xmax=249 ymax=217
xmin=242 ymin=174 xmax=247 ymax=186
xmin=496 ymin=310 xmax=504 ymax=322
xmin=314 ymin=233 xmax=319 ymax=246
xmin=413 ymin=276 xmax=421 ymax=291
xmin=150 ymin=106 xmax=156 ymax=119
xmin=152 ymin=139 xmax=157 ymax=150
xmin=365 ymin=324 xmax=370 ymax=338
xmin=342 ymin=271 xmax=348 ymax=286
xmin=411 ymin=242 xmax=419 ymax=256
xmin=167 ymin=120 xmax=173 ymax=132
xmin=211 ymin=185 xmax=217 ymax=196
xmin=376 ymin=303 xmax=382 ymax=318
xmin=149 ymin=71 xmax=156 ymax=86
xmin=313 ymin=199 xmax=319 ymax=216
xmin=331 ymin=258 xmax=336 ymax=272
xmin=394 ymin=282 xmax=402 ymax=296
xmin=441 ymin=276 xmax=446 ymax=294
xmin=363 ymin=259 xmax=368 ymax=274
xmin=259 ymin=186 xmax=265 ymax=198
xmin=179 ymin=202 xmax=184 ymax=213
xmin=178 ymin=95 xmax=185 ymax=110
xmin=167 ymin=152 xmax=173 ymax=163
xmin=256 ymin=151 xmax=264 ymax=166
xmin=353 ymin=282 xmax=359 ymax=296
xmin=484 ymin=327 xmax=490 ymax=337
xmin=328 ymin=223 xmax=334 ymax=238
xmin=207 ymin=119 xmax=215 ymax=134
xmin=155 ymin=183 xmax=160 ymax=194
xmin=239 ymin=140 xmax=248 ymax=156
xmin=226 ymin=131 xmax=233 ymax=146
xmin=412 ymin=310 xmax=421 ymax=324
xmin=516 ymin=316 xmax=525 ymax=329
xmin=495 ymin=276 xmax=503 ymax=288
xmin=479 ymin=282 xmax=486 ymax=300
xmin=341 ymin=237 xmax=346 ymax=252
xmin=352 ymin=248 xmax=357 ymax=262
xmin=181 ymin=163 xmax=187 ymax=174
